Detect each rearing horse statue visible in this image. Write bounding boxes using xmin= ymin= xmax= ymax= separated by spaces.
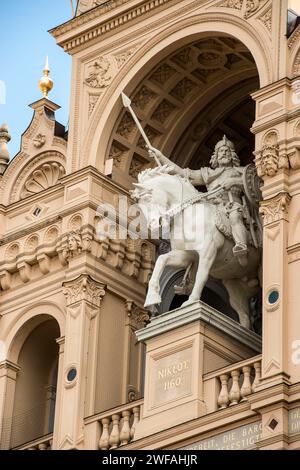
xmin=131 ymin=162 xmax=262 ymax=330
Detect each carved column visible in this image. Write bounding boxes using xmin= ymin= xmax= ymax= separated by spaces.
xmin=53 ymin=275 xmax=105 ymax=450
xmin=123 ymin=301 xmax=149 ymax=402
xmin=0 ymin=360 xmax=20 ymax=449
xmin=259 ymin=191 xmax=291 ymax=386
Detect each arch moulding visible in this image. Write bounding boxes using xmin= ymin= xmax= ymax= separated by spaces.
xmin=82 ymin=13 xmax=273 ymax=171
xmin=3 ymin=301 xmax=65 ymax=364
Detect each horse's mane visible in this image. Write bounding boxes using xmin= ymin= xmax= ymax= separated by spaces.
xmin=137 ymin=164 xmax=175 ymax=183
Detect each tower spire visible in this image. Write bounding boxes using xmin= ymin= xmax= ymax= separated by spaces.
xmin=0 ymin=123 xmax=11 ymax=175
xmin=38 ymin=56 xmax=54 ymax=98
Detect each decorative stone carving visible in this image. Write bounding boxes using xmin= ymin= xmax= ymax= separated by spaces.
xmin=68 ymin=214 xmax=83 ymax=231
xmin=259 ymin=7 xmax=272 ymax=32
xmin=125 ymin=300 xmax=150 ymax=330
xmin=114 ymin=45 xmax=139 ymax=69
xmin=129 ymin=157 xmax=148 ymax=179
xmin=256 ymin=144 xmax=279 ymax=177
xmin=33 ymin=133 xmax=46 ymax=148
xmin=260 ymin=192 xmax=292 ymax=225
xmin=5 ymin=243 xmax=20 ymax=260
xmin=108 ymin=141 xmax=128 ymax=168
xmin=88 ymin=94 xmax=100 ymax=117
xmin=152 ymin=99 xmax=177 ymax=123
xmin=255 ymin=131 xmax=289 ymax=177
xmin=288 ymin=23 xmax=300 ymax=49
xmin=117 ymin=112 xmax=136 ymax=140
xmin=171 ymin=48 xmax=193 ymax=68
xmin=63 ymin=274 xmax=106 ymax=307
xmin=150 ymin=63 xmax=177 ymax=85
xmin=84 ymin=57 xmax=113 ymax=89
xmin=0 ymin=271 xmax=12 ymax=291
xmin=293 ymin=51 xmax=300 ymax=78
xmin=21 ymin=162 xmax=65 ymax=199
xmin=216 ymin=0 xmax=243 ymax=10
xmin=132 ymin=86 xmax=157 ymax=111
xmin=63 ymin=231 xmax=83 ymax=259
xmin=7 ymin=151 xmax=66 ymax=204
xmin=127 ymin=386 xmax=139 ymax=402
xmin=137 ymin=126 xmax=160 ymax=150
xmin=44 ymin=226 xmax=60 ymax=244
xmin=76 ymin=0 xmax=117 ymax=16
xmin=244 ymin=0 xmax=261 ymax=18
xmin=25 ymin=234 xmax=39 ymax=252
xmin=170 ymin=78 xmax=197 ymax=101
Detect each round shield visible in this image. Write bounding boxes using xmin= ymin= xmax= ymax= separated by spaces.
xmin=242 ymin=163 xmax=262 ymax=206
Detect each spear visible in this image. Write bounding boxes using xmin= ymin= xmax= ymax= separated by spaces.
xmin=121 ymin=92 xmax=162 ymax=167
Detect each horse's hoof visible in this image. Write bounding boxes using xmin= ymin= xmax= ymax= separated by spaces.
xmin=144 ymin=292 xmax=161 ymax=307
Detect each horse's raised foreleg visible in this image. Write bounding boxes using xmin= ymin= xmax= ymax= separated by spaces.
xmin=144 ymin=250 xmax=190 ymax=307
xmin=182 ymin=242 xmax=217 ymax=307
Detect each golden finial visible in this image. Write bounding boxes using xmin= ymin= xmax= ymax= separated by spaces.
xmin=38 ymin=56 xmax=53 ymax=98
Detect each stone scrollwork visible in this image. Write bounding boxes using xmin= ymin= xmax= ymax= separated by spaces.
xmin=63 ymin=274 xmax=106 ymax=307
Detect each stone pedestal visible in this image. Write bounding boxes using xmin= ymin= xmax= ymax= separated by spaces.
xmin=135 ymin=301 xmax=261 ymax=439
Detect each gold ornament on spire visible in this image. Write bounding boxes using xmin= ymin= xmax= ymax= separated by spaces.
xmin=38 ymin=56 xmax=53 ymax=98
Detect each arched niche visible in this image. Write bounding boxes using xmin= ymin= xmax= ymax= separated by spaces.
xmin=3 ymin=307 xmax=63 ymax=449
xmin=84 ymin=15 xmax=271 ymax=174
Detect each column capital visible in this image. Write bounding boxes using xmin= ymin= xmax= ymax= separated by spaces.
xmin=259 ymin=192 xmax=292 ymax=225
xmin=63 ymin=274 xmax=106 ymax=307
xmin=125 ymin=300 xmax=149 ymax=331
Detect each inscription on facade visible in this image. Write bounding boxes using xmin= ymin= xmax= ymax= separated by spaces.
xmin=289 ymin=408 xmax=300 ymax=435
xmin=153 ymin=347 xmax=193 ymax=407
xmin=183 ymin=422 xmax=262 ymax=450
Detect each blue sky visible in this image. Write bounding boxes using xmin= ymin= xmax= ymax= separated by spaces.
xmin=0 ymin=1 xmax=74 ymax=158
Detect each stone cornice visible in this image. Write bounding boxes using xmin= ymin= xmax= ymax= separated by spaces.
xmin=0 ymin=166 xmax=130 ymax=245
xmin=136 ymin=301 xmax=262 ymax=352
xmin=0 ymin=360 xmax=21 ymax=373
xmin=49 ymin=0 xmax=179 ymax=53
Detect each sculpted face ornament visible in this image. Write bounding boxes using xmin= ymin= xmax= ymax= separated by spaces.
xmin=67 ymin=231 xmax=82 ymax=256
xmin=261 ymin=145 xmax=278 ymax=177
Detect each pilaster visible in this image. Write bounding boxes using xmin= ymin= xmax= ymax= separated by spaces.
xmin=123 ymin=300 xmax=149 ymax=403
xmin=0 ymin=360 xmax=20 ymax=450
xmin=53 ymin=274 xmax=105 ymax=450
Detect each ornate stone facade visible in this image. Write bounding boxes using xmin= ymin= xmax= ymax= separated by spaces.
xmin=1 ymin=0 xmax=300 ymax=452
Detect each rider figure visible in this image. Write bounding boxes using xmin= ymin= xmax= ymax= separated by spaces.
xmin=148 ymin=135 xmax=248 ymax=256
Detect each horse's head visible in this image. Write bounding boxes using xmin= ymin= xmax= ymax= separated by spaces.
xmin=131 ymin=163 xmax=171 ymax=202
xmin=130 ymin=165 xmax=178 ymax=227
